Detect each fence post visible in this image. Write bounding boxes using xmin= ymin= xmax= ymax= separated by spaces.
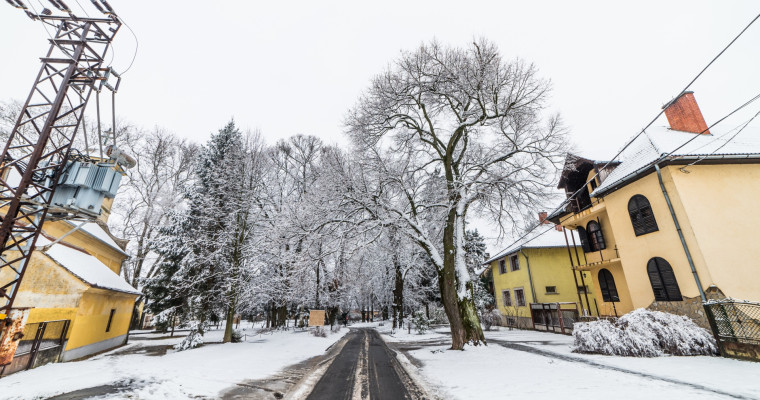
xmin=703 ymin=303 xmax=726 ymax=357
xmin=557 ymin=303 xmax=564 ymax=334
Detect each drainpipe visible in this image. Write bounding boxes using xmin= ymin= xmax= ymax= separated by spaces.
xmin=654 ymin=163 xmax=706 ymax=302
xmin=518 ymin=249 xmax=537 ymax=305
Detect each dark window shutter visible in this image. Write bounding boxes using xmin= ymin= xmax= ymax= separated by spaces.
xmin=586 ymin=221 xmax=606 ymax=251
xmin=628 ymin=195 xmax=659 ymax=236
xmin=598 ymin=269 xmax=619 ymax=302
xmin=647 ymin=257 xmax=682 ymax=301
xmin=576 ymin=227 xmax=591 ymax=253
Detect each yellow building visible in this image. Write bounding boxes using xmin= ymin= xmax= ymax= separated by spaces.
xmin=0 ymin=197 xmax=139 ymax=375
xmin=548 ymin=92 xmax=760 ymax=327
xmin=484 ymin=216 xmax=597 ymax=331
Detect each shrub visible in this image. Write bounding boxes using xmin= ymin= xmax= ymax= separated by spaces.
xmin=481 ymin=309 xmax=502 ymax=331
xmin=427 ymin=306 xmax=449 ymax=325
xmin=231 ymin=330 xmax=243 ymax=343
xmin=573 ymin=309 xmax=718 ymax=357
xmin=174 ymin=327 xmax=204 ymax=351
xmin=311 ymin=327 xmax=327 ymax=337
xmin=412 ymin=311 xmax=431 ymax=334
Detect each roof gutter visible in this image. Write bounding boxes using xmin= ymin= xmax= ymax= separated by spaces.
xmin=654 ymin=163 xmax=706 ymax=302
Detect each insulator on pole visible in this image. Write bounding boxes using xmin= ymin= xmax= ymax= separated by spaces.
xmin=89 ymin=0 xmax=104 ymax=13
xmin=100 ymin=0 xmax=114 ymax=13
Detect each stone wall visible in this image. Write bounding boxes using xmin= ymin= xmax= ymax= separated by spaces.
xmin=647 ymin=286 xmax=725 ymax=329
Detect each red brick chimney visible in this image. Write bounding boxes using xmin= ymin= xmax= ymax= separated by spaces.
xmin=663 ymin=91 xmax=710 ymax=134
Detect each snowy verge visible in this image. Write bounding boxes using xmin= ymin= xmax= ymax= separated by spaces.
xmin=1 ymin=326 xmax=348 ymax=400
xmin=573 ymin=308 xmax=717 ymax=356
xmin=408 ymin=339 xmax=752 ymax=400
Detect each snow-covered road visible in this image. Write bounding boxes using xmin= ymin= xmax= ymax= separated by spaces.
xmin=0 ymin=324 xmax=348 ymax=400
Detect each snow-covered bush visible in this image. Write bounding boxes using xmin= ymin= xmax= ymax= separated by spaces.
xmin=427 ymin=306 xmax=449 ymax=325
xmin=231 ymin=330 xmax=243 ymax=343
xmin=481 ymin=309 xmax=502 ymax=331
xmin=311 ymin=327 xmax=327 ymax=337
xmin=413 ymin=311 xmax=431 ymax=334
xmin=573 ymin=309 xmax=718 ymax=357
xmin=174 ymin=327 xmax=204 ymax=351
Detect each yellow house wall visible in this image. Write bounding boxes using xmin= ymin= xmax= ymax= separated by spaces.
xmin=1 ymin=251 xmax=88 ymax=311
xmin=667 ymin=163 xmax=760 ymax=301
xmin=602 ymin=169 xmax=711 ymax=309
xmin=490 ymin=247 xmax=598 ymax=319
xmin=42 ymin=220 xmax=126 ymax=274
xmin=64 ymin=288 xmax=136 ymax=351
xmin=586 ymin=261 xmax=635 ymax=317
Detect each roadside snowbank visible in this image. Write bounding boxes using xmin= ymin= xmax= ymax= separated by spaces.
xmin=385 ymin=327 xmax=760 ymax=400
xmin=1 ymin=326 xmax=347 ymax=400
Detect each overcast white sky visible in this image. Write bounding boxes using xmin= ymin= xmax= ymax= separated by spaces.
xmin=2 ymin=0 xmax=759 ymax=252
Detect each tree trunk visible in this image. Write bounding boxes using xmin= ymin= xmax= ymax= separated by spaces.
xmin=315 ymin=262 xmax=321 ymax=309
xmin=223 ymin=304 xmax=235 ymax=343
xmin=439 ymin=208 xmax=484 ymax=350
xmin=277 ymin=305 xmax=287 ymax=328
xmin=392 ymin=260 xmax=404 ymax=329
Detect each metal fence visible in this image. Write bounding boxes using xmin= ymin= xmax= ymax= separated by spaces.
xmin=0 ymin=320 xmax=70 ymax=377
xmin=704 ymin=300 xmax=760 ymax=361
xmin=530 ymin=302 xmax=579 ymax=335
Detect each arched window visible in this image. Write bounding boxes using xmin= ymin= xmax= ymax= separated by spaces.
xmin=586 ymin=220 xmax=606 ymax=251
xmin=647 ymin=257 xmax=683 ymax=301
xmin=598 ymin=269 xmax=619 ymax=303
xmin=628 ymin=195 xmax=658 ymax=236
xmin=576 ymin=226 xmax=592 ymax=253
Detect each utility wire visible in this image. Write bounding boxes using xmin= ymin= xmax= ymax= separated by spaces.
xmin=489 ymin=11 xmax=760 ymax=261
xmin=117 ymin=14 xmax=139 ymax=75
xmin=680 ymin=108 xmax=760 ymax=171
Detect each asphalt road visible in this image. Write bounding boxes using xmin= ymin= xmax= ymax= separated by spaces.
xmin=306 ymin=328 xmax=414 ymax=400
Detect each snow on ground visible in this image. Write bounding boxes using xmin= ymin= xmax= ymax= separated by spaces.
xmin=382 ymin=327 xmax=760 ymax=400
xmin=1 ymin=323 xmax=348 ymax=400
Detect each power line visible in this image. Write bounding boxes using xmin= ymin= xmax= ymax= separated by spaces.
xmin=489 ymin=11 xmax=760 ymax=261
xmin=117 ymin=14 xmax=139 ymax=75
xmin=680 ymin=108 xmax=760 ymax=170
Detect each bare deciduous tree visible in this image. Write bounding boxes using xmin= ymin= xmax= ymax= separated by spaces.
xmin=346 ymin=39 xmax=566 ymax=349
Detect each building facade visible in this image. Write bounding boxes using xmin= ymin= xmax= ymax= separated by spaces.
xmin=485 ymin=215 xmax=597 ymax=329
xmin=549 ymin=92 xmax=760 ymax=327
xmin=0 ymin=196 xmax=139 ymax=375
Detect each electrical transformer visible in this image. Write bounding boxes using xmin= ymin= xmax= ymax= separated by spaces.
xmin=49 ymin=161 xmax=123 ymax=217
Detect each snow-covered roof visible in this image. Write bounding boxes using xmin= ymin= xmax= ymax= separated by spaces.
xmin=38 ymin=236 xmax=140 ymax=295
xmin=484 ymin=225 xmax=571 ymax=264
xmin=67 ymin=221 xmax=128 ymax=256
xmin=592 ymin=125 xmax=760 ymax=196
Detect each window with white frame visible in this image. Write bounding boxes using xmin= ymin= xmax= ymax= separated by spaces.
xmin=514 ymin=288 xmax=526 ymax=306
xmin=502 ymin=289 xmax=512 ymax=307
xmin=509 ymin=254 xmax=520 ymax=271
xmin=498 ymin=259 xmax=507 ymax=274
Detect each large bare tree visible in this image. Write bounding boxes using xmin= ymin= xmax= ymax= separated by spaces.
xmin=346 ymin=39 xmax=566 ymax=349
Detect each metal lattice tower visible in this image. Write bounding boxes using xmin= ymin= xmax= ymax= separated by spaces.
xmin=0 ymin=2 xmax=122 ymax=319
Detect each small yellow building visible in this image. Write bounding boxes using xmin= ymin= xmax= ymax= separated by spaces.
xmin=549 ymin=92 xmax=760 ymax=327
xmin=485 ymin=216 xmax=597 ymax=330
xmin=0 ymin=197 xmax=139 ymax=375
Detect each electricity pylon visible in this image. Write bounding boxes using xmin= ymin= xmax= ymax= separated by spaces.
xmin=0 ymin=0 xmax=122 ymax=324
